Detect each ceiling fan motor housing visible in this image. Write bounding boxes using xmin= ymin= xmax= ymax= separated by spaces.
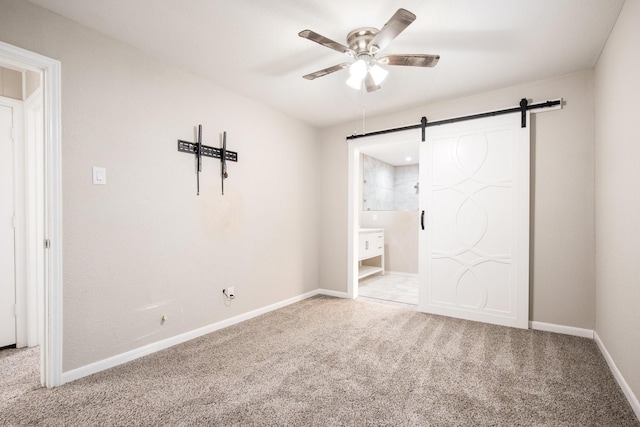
xmin=347 ymin=27 xmax=379 ymax=54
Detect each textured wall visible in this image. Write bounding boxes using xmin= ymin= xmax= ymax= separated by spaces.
xmin=0 ymin=0 xmax=319 ymax=372
xmin=594 ymin=0 xmax=640 ymax=409
xmin=320 ymin=70 xmax=596 ymax=330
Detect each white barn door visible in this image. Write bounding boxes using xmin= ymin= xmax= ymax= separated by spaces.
xmin=418 ymin=112 xmax=530 ymax=329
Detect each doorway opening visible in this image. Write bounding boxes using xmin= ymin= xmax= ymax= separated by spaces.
xmin=0 ymin=40 xmax=63 ymax=387
xmin=347 ymin=129 xmax=422 ymax=309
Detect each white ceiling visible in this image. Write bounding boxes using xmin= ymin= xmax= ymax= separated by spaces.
xmin=28 ymin=0 xmax=624 ymax=129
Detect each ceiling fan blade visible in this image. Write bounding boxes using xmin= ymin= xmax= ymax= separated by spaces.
xmin=303 ymin=62 xmax=351 ymax=80
xmin=379 ymin=54 xmax=440 ymax=67
xmin=364 ymin=73 xmax=380 ymax=92
xmin=368 ymin=8 xmax=416 ymax=54
xmin=299 ymin=30 xmax=356 ymax=57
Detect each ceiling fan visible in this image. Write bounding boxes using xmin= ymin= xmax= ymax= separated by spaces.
xmin=298 ymin=8 xmax=440 ymax=92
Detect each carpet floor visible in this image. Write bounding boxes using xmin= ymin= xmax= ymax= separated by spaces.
xmin=1 ymin=295 xmax=638 ymax=426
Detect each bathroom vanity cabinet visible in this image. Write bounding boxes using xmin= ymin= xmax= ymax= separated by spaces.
xmin=358 ymin=228 xmax=385 ymax=279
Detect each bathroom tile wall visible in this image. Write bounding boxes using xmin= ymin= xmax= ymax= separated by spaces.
xmin=394 ymin=164 xmax=419 ymax=211
xmin=363 ymin=154 xmax=418 ymax=211
xmin=363 ymin=154 xmax=395 ymax=211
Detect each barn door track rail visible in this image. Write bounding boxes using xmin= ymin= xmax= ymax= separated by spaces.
xmin=346 ymin=98 xmax=562 ymax=142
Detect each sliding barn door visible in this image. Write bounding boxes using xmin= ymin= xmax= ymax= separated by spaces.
xmin=418 ymin=113 xmax=530 ymax=329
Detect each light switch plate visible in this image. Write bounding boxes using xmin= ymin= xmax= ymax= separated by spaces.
xmin=92 ymin=167 xmax=106 ymax=185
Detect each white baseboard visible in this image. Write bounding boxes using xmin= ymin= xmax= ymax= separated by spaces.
xmin=529 ymin=321 xmax=594 ymax=338
xmin=316 ymin=288 xmax=350 ymax=299
xmin=530 ymin=321 xmax=640 ymax=420
xmin=62 ymin=289 xmax=331 ymax=384
xmin=594 ymin=332 xmax=640 ymax=420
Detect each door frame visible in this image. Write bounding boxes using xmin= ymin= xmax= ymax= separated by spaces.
xmin=347 ymin=141 xmax=361 ymax=300
xmin=23 ymin=87 xmax=44 ymax=348
xmin=0 ymin=41 xmax=63 ymax=387
xmin=347 ymin=129 xmax=422 ymax=300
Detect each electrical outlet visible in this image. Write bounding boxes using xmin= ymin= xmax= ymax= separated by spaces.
xmin=223 ymin=286 xmax=236 ymax=300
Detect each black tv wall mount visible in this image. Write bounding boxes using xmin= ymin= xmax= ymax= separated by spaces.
xmin=178 ymin=125 xmax=238 ymax=195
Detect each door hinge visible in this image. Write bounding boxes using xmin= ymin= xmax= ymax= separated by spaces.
xmin=12 ymin=215 xmax=17 ymax=229
xmin=13 ymin=304 xmax=18 ymax=317
xmin=44 ymin=239 xmax=50 ymax=249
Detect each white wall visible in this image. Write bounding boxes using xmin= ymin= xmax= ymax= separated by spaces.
xmin=594 ymin=0 xmax=640 ymax=407
xmin=0 ymin=0 xmax=319 ymax=372
xmin=320 ymin=70 xmax=596 ymax=329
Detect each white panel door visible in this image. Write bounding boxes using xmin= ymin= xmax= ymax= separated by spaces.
xmin=419 ymin=113 xmax=529 ymax=329
xmin=0 ymin=104 xmax=17 ymax=347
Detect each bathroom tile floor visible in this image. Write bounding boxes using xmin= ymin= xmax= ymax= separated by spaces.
xmin=357 ymin=273 xmax=418 ymax=309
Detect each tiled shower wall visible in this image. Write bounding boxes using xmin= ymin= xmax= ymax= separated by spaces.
xmin=394 ymin=164 xmax=419 ymax=211
xmin=363 ymin=154 xmax=418 ymax=211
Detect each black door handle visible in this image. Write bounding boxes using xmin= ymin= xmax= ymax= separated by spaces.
xmin=421 ymin=210 xmax=425 ymax=230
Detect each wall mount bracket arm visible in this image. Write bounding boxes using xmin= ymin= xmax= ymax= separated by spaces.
xmin=178 ymin=125 xmax=238 ymax=195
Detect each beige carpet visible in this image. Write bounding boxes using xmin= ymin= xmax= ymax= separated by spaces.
xmin=1 ymin=295 xmax=638 ymax=426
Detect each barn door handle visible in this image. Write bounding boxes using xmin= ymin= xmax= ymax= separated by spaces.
xmin=421 ymin=210 xmax=425 ymax=230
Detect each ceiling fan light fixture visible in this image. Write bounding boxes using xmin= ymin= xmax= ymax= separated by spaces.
xmin=349 ymin=59 xmax=368 ymax=79
xmin=369 ymin=64 xmax=388 ymax=85
xmin=346 ymin=74 xmax=362 ymax=90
